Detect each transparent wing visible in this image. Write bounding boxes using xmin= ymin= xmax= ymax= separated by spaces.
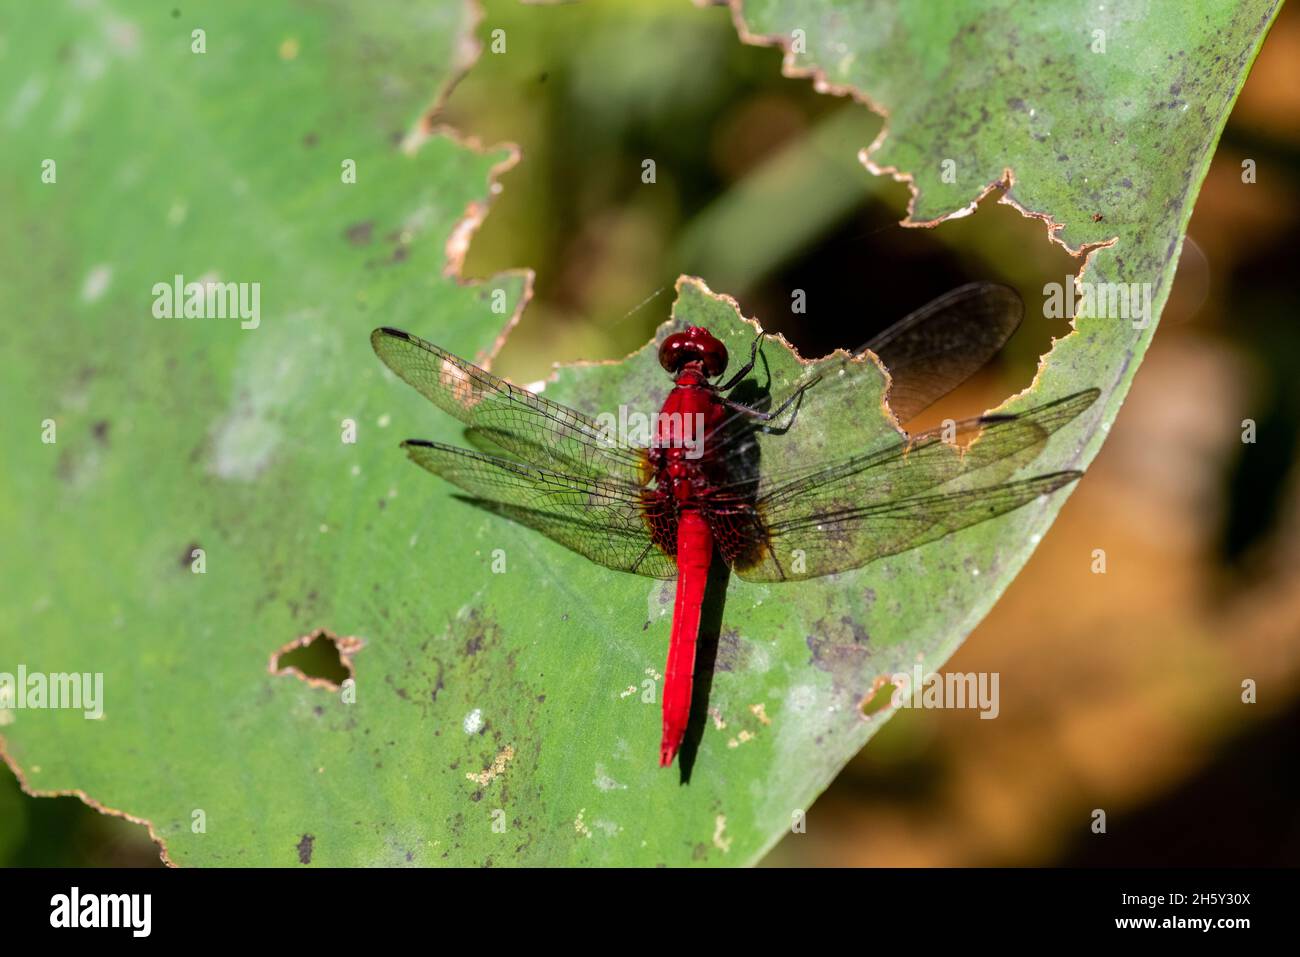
xmin=372 ymin=327 xmax=649 ymax=486
xmin=703 ymin=282 xmax=1025 ymax=460
xmin=858 ymin=282 xmax=1024 ymax=424
xmin=401 ymin=440 xmax=676 ymax=580
xmin=733 ymin=472 xmax=1080 ymax=582
xmin=754 ymin=389 xmax=1096 ymax=504
xmin=715 ymin=389 xmax=1098 ymax=581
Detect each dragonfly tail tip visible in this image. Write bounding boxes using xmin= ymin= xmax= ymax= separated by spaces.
xmin=658 ymin=741 xmax=679 ymax=768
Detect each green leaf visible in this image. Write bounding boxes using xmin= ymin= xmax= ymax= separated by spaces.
xmin=0 ymin=0 xmax=1280 ymax=867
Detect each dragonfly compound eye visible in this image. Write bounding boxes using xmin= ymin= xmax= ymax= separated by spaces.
xmin=658 ymin=326 xmax=729 ymax=377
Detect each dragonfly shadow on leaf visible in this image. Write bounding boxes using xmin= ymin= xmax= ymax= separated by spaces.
xmin=676 ymin=555 xmax=730 ymax=783
xmin=722 ymin=350 xmax=817 ymax=440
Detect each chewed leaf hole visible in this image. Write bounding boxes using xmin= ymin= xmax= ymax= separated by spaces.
xmin=441 ymin=0 xmax=1084 ymax=436
xmin=859 ymin=675 xmax=899 ymax=718
xmin=269 ymin=628 xmax=363 ymax=690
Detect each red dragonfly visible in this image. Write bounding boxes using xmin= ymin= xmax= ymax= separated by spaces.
xmin=371 ymin=283 xmax=1097 ymax=767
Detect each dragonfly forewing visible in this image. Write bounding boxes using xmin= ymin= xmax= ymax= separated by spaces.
xmin=703 ymin=281 xmax=1027 ymax=462
xmin=372 ymin=327 xmax=650 ymax=486
xmin=858 ymin=281 xmax=1024 ymax=424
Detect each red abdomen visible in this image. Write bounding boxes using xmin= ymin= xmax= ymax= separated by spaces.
xmin=660 ymin=507 xmax=712 ymax=766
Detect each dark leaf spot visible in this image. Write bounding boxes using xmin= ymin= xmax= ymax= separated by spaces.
xmin=345 ymin=221 xmax=374 ymax=245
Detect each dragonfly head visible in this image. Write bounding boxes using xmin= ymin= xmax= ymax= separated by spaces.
xmin=659 ymin=326 xmax=728 ymax=378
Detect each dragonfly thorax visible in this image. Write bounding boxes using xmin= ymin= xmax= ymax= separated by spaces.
xmin=650 ymin=375 xmax=726 ymax=504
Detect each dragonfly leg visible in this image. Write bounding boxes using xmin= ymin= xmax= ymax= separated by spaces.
xmin=721 ymin=373 xmax=822 ymax=423
xmin=718 ymin=331 xmax=765 ymax=392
